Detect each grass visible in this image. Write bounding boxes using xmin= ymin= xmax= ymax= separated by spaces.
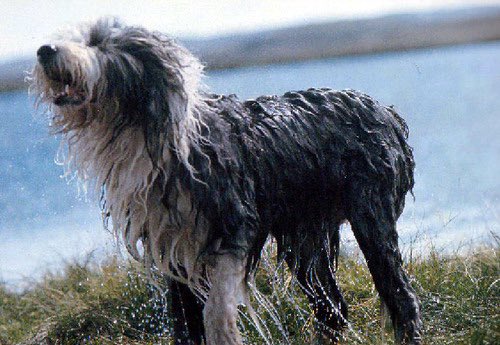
xmin=1 ymin=242 xmax=498 ymax=345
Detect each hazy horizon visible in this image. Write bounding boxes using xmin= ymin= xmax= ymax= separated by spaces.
xmin=1 ymin=0 xmax=499 ymax=62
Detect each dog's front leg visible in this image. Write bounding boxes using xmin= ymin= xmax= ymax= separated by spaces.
xmin=203 ymin=254 xmax=246 ymax=345
xmin=168 ymin=278 xmax=206 ymax=344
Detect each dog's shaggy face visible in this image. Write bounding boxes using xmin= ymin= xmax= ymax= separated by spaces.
xmin=33 ymin=18 xmax=423 ymax=345
xmin=32 ymin=18 xmax=203 ymax=167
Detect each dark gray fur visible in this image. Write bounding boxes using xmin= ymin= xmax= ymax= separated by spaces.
xmin=36 ymin=18 xmax=422 ymax=344
xmin=183 ymin=90 xmax=421 ymax=343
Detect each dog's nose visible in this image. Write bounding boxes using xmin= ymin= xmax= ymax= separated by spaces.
xmin=37 ymin=45 xmax=58 ymax=64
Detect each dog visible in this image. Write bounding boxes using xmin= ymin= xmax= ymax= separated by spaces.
xmin=32 ymin=18 xmax=422 ymax=345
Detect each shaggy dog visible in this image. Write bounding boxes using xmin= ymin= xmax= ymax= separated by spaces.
xmin=32 ymin=18 xmax=422 ymax=344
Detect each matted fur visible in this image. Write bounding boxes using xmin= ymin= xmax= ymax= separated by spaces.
xmin=32 ymin=17 xmax=423 ymax=345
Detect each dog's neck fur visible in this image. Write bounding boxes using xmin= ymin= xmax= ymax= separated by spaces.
xmin=56 ymin=96 xmax=208 ymax=286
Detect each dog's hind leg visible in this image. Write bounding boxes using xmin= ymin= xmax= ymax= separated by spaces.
xmin=203 ymin=254 xmax=246 ymax=345
xmin=284 ymin=229 xmax=348 ymax=344
xmin=168 ymin=279 xmax=205 ymax=345
xmin=348 ymin=197 xmax=422 ymax=344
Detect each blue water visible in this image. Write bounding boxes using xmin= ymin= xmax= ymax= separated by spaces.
xmin=1 ymin=42 xmax=499 ymax=288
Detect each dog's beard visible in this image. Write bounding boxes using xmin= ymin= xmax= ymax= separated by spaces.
xmin=40 ymin=67 xmax=87 ymax=107
xmin=31 ymin=58 xmax=102 ymax=134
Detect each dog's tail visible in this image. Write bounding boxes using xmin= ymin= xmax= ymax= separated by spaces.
xmin=385 ymin=105 xmax=415 ymax=215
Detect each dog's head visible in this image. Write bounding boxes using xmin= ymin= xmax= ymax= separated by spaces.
xmin=32 ymin=17 xmax=203 ymax=135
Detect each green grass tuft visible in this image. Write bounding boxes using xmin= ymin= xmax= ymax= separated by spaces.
xmin=1 ymin=244 xmax=498 ymax=344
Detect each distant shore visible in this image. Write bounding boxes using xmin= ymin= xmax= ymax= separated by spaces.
xmin=1 ymin=5 xmax=499 ymax=92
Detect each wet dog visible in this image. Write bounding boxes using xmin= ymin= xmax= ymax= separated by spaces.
xmin=32 ymin=18 xmax=422 ymax=344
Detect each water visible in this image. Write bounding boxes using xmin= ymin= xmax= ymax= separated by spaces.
xmin=1 ymin=42 xmax=498 ymax=288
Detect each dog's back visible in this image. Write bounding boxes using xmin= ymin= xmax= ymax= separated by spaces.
xmin=192 ymin=87 xmax=414 ymax=248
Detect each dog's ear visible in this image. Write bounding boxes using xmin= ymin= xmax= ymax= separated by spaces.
xmin=110 ymin=28 xmax=203 ymax=125
xmin=108 ymin=28 xmax=203 ymax=164
xmin=133 ymin=35 xmax=203 ymax=165
xmin=151 ymin=36 xmax=203 ymax=126
xmin=144 ymin=36 xmax=203 ymax=162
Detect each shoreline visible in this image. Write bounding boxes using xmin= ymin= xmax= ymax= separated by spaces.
xmin=1 ymin=6 xmax=499 ymax=92
xmin=2 ymin=40 xmax=499 ymax=94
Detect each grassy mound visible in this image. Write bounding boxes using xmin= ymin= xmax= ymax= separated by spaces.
xmin=1 ymin=244 xmax=498 ymax=344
